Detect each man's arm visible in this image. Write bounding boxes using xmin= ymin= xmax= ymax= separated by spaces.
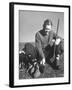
xmin=35 ymin=32 xmax=45 ymax=59
xmin=35 ymin=32 xmax=45 ymax=65
xmin=51 ymin=31 xmax=61 ymax=45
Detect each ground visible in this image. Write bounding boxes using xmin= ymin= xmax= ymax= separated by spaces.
xmin=19 ymin=42 xmax=64 ymax=79
xmin=19 ymin=54 xmax=64 ymax=79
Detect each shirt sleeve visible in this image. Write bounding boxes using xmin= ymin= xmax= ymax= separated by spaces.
xmin=48 ymin=31 xmax=56 ymax=45
xmin=35 ymin=32 xmax=45 ymax=59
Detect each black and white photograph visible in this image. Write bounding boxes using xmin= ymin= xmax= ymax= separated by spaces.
xmin=9 ymin=2 xmax=70 ymax=87
xmin=19 ymin=10 xmax=64 ymax=79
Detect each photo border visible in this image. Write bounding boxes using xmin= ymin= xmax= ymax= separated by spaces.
xmin=9 ymin=2 xmax=70 ymax=88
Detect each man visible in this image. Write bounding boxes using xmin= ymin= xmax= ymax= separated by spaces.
xmin=35 ymin=19 xmax=62 ymax=68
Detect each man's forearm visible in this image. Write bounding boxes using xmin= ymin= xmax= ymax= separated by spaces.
xmin=36 ymin=42 xmax=45 ymax=59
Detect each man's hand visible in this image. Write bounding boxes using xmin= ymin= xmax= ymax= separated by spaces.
xmin=40 ymin=58 xmax=45 ymax=66
xmin=51 ymin=38 xmax=61 ymax=46
xmin=55 ymin=38 xmax=61 ymax=45
xmin=52 ymin=39 xmax=55 ymax=42
xmin=50 ymin=39 xmax=55 ymax=46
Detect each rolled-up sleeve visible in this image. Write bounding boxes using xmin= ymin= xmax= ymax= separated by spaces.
xmin=35 ymin=32 xmax=45 ymax=59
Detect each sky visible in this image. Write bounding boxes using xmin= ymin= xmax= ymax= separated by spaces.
xmin=19 ymin=10 xmax=64 ymax=42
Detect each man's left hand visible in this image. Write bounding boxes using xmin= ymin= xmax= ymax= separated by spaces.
xmin=55 ymin=38 xmax=61 ymax=45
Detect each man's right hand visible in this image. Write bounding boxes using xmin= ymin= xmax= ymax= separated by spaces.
xmin=40 ymin=58 xmax=45 ymax=66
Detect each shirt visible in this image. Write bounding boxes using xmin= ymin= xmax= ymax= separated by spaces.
xmin=35 ymin=29 xmax=56 ymax=59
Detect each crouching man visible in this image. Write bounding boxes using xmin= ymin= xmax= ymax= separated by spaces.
xmin=35 ymin=19 xmax=64 ymax=70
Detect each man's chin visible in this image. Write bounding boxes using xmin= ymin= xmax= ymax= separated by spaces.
xmin=45 ymin=31 xmax=49 ymax=35
xmin=45 ymin=30 xmax=50 ymax=33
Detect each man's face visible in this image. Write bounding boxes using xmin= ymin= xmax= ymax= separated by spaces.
xmin=45 ymin=24 xmax=52 ymax=32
